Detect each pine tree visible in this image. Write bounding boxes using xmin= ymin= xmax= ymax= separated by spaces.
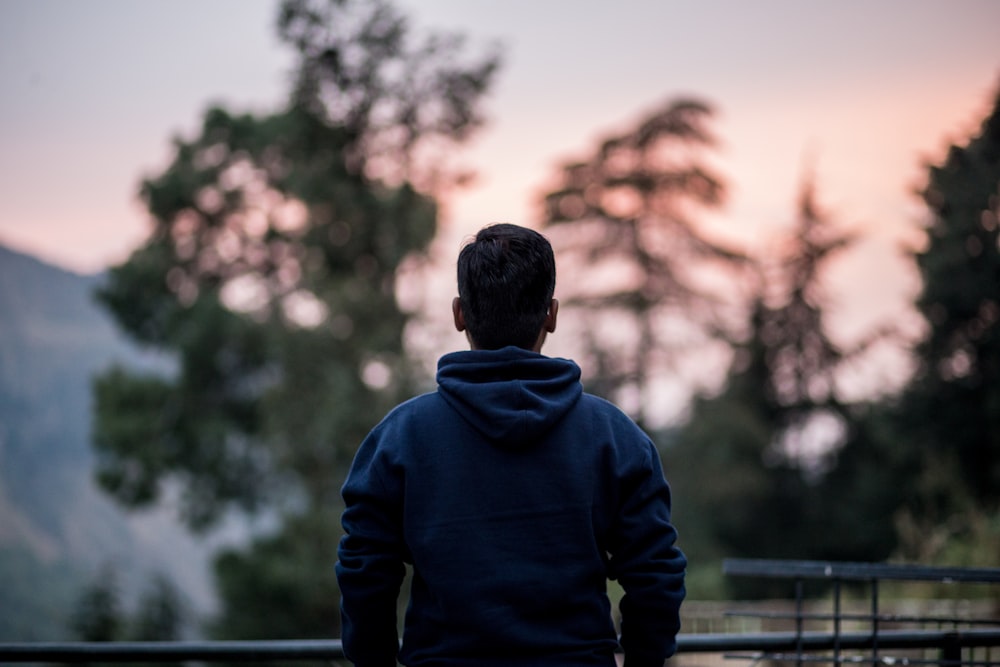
xmin=540 ymin=98 xmax=739 ymax=425
xmin=70 ymin=568 xmax=123 ymax=643
xmin=665 ymin=178 xmax=871 ymax=595
xmin=131 ymin=574 xmax=184 ymax=642
xmin=888 ymin=81 xmax=1000 ymax=560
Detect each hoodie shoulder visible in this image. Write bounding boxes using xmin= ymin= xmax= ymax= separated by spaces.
xmin=577 ymin=392 xmax=642 ymax=428
xmin=375 ymin=390 xmax=447 ymax=428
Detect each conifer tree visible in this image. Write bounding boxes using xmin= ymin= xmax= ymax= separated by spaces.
xmin=666 ymin=178 xmax=866 ymax=594
xmin=70 ymin=568 xmax=123 ymax=643
xmin=540 ymin=98 xmax=739 ymax=425
xmin=889 ymin=82 xmax=1000 ymax=559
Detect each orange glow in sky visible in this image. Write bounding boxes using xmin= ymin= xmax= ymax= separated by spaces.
xmin=2 ymin=1 xmax=999 ymax=353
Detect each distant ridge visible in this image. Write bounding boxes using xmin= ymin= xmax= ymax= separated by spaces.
xmin=0 ymin=243 xmax=217 ymax=640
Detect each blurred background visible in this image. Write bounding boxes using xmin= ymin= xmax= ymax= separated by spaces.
xmin=1 ymin=0 xmax=998 ymax=646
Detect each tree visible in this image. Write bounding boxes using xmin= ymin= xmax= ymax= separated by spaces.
xmin=889 ymin=81 xmax=1000 ymax=558
xmin=70 ymin=568 xmax=124 ymax=643
xmin=132 ymin=574 xmax=184 ymax=642
xmin=68 ymin=569 xmax=185 ymax=667
xmin=92 ymin=0 xmax=499 ymax=639
xmin=540 ymin=98 xmax=740 ymax=426
xmin=752 ymin=177 xmax=853 ymax=459
xmin=665 ymin=177 xmax=881 ymax=596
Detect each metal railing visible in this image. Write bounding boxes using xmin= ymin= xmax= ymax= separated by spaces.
xmin=721 ymin=558 xmax=1000 ymax=666
xmin=3 ymin=629 xmax=1000 ymax=663
xmin=2 ymin=560 xmax=998 ymax=664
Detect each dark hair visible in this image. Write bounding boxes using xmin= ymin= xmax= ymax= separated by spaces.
xmin=457 ymin=223 xmax=556 ymax=350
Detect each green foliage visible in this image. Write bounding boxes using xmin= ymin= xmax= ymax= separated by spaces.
xmin=663 ymin=179 xmax=897 ymax=598
xmin=92 ymin=0 xmax=498 ymax=639
xmin=895 ymin=82 xmax=1000 ymax=520
xmin=70 ymin=568 xmax=124 ymax=642
xmin=132 ymin=574 xmax=185 ymax=642
xmin=68 ymin=569 xmax=185 ymax=667
xmin=806 ymin=405 xmax=907 ymax=562
xmin=210 ymin=512 xmax=340 ymax=640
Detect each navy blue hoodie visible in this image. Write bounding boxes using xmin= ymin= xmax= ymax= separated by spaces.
xmin=336 ymin=347 xmax=686 ymax=667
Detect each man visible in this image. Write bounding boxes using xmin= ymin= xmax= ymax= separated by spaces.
xmin=336 ymin=223 xmax=686 ymax=666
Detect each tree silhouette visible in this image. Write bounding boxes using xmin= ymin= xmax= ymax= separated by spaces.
xmin=888 ymin=81 xmax=1000 ymax=560
xmin=665 ymin=176 xmax=878 ymax=595
xmin=132 ymin=574 xmax=184 ymax=642
xmin=92 ymin=0 xmax=499 ymax=640
xmin=540 ymin=98 xmax=743 ymax=425
xmin=70 ymin=567 xmax=123 ymax=643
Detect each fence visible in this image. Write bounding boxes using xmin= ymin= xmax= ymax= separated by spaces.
xmin=719 ymin=558 xmax=1000 ymax=666
xmin=2 ymin=559 xmax=998 ymax=665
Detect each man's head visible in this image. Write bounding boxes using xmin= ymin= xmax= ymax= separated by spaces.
xmin=453 ymin=223 xmax=558 ymax=352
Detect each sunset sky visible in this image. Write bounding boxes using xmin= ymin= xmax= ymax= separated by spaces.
xmin=2 ymin=0 xmax=1000 ymax=359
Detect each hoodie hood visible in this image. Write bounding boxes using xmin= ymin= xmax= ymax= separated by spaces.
xmin=436 ymin=346 xmax=583 ymax=446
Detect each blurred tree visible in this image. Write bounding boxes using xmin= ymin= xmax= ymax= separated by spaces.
xmin=132 ymin=574 xmax=184 ymax=642
xmin=663 ymin=300 xmax=791 ymax=596
xmin=68 ymin=569 xmax=184 ymax=667
xmin=70 ymin=567 xmax=123 ymax=643
xmin=890 ymin=82 xmax=1000 ymax=557
xmin=665 ymin=178 xmax=884 ymax=597
xmin=209 ymin=513 xmax=340 ymax=641
xmin=92 ymin=0 xmax=499 ymax=641
xmin=811 ymin=403 xmax=916 ymax=563
xmin=540 ymin=99 xmax=741 ymax=426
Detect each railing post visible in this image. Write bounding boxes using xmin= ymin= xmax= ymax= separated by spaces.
xmin=870 ymin=577 xmax=879 ymax=667
xmin=794 ymin=577 xmax=804 ymax=667
xmin=832 ymin=578 xmax=841 ymax=667
xmin=939 ymin=632 xmax=961 ymax=667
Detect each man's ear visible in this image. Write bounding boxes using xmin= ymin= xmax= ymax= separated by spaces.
xmin=452 ymin=297 xmax=466 ymax=332
xmin=544 ymin=298 xmax=559 ymax=333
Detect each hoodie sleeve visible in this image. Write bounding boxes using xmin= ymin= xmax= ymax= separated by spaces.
xmin=608 ymin=438 xmax=687 ymax=667
xmin=336 ymin=428 xmax=406 ymax=667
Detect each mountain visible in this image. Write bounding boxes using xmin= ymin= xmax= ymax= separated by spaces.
xmin=0 ymin=244 xmax=219 ymax=640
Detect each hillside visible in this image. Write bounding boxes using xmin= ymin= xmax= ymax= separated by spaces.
xmin=0 ymin=244 xmax=218 ymax=640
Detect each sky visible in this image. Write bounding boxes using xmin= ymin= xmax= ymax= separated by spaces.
xmin=2 ymin=0 xmax=1000 ymax=365
xmin=3 ymin=0 xmax=997 ymax=608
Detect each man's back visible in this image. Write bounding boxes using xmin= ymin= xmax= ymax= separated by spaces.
xmin=337 ymin=346 xmax=686 ymax=666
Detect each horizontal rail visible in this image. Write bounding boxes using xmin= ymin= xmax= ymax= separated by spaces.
xmin=723 ymin=653 xmax=999 ymax=667
xmin=724 ymin=610 xmax=1000 ymax=626
xmin=3 ymin=629 xmax=1000 ymax=662
xmin=0 ymin=639 xmax=346 ymax=662
xmin=723 ymin=558 xmax=1000 ymax=583
xmin=678 ymin=628 xmax=1000 ymax=652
